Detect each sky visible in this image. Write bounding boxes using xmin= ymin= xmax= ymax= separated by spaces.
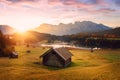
xmin=0 ymin=0 xmax=120 ymax=31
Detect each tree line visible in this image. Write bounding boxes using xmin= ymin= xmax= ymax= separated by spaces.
xmin=0 ymin=30 xmax=15 ymax=57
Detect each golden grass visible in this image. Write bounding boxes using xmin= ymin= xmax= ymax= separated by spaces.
xmin=0 ymin=46 xmax=120 ymax=80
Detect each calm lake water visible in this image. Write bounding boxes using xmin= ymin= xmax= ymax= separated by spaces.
xmin=41 ymin=44 xmax=100 ymax=50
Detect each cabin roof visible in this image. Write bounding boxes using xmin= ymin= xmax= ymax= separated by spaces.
xmin=40 ymin=47 xmax=73 ymax=61
xmin=11 ymin=52 xmax=18 ymax=55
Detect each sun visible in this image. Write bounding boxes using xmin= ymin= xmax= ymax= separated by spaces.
xmin=16 ymin=27 xmax=29 ymax=33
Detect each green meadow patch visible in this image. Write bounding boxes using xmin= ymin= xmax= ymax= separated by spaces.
xmin=102 ymin=54 xmax=120 ymax=62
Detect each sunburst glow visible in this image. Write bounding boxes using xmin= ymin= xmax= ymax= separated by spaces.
xmin=16 ymin=27 xmax=29 ymax=33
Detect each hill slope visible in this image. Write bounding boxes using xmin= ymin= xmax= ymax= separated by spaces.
xmin=13 ymin=31 xmax=56 ymax=43
xmin=100 ymin=27 xmax=120 ymax=36
xmin=0 ymin=25 xmax=15 ymax=34
xmin=34 ymin=21 xmax=112 ymax=35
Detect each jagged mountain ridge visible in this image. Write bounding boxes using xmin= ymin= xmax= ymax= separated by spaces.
xmin=0 ymin=21 xmax=112 ymax=35
xmin=34 ymin=21 xmax=112 ymax=35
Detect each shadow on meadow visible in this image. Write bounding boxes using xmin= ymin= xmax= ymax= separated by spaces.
xmin=33 ymin=61 xmax=99 ymax=71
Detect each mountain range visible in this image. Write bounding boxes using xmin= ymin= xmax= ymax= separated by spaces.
xmin=34 ymin=21 xmax=112 ymax=35
xmin=0 ymin=21 xmax=113 ymax=35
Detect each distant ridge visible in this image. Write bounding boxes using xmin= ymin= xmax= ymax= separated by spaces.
xmin=0 ymin=25 xmax=15 ymax=34
xmin=34 ymin=21 xmax=112 ymax=35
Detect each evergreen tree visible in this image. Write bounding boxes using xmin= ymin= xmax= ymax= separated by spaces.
xmin=0 ymin=30 xmax=6 ymax=48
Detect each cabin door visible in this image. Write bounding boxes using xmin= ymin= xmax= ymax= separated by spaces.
xmin=46 ymin=54 xmax=62 ymax=67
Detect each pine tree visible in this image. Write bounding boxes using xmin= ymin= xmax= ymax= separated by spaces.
xmin=0 ymin=30 xmax=6 ymax=48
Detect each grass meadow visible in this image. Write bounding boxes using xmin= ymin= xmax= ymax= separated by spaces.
xmin=0 ymin=45 xmax=120 ymax=80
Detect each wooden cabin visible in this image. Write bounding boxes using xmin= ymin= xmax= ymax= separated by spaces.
xmin=40 ymin=47 xmax=73 ymax=68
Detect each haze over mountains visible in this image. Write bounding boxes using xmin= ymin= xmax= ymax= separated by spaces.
xmin=0 ymin=21 xmax=113 ymax=35
xmin=34 ymin=21 xmax=112 ymax=35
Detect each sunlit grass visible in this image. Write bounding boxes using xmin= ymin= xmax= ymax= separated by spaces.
xmin=0 ymin=46 xmax=120 ymax=80
xmin=102 ymin=54 xmax=120 ymax=62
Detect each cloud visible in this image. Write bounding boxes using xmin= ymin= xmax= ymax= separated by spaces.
xmin=48 ymin=0 xmax=108 ymax=6
xmin=6 ymin=0 xmax=38 ymax=3
xmin=0 ymin=0 xmax=43 ymax=10
xmin=113 ymin=0 xmax=120 ymax=6
xmin=82 ymin=7 xmax=116 ymax=14
xmin=0 ymin=0 xmax=39 ymax=8
xmin=48 ymin=0 xmax=93 ymax=9
xmin=94 ymin=8 xmax=116 ymax=13
xmin=48 ymin=0 xmax=115 ymax=15
xmin=78 ymin=0 xmax=105 ymax=5
xmin=47 ymin=0 xmax=111 ymax=14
